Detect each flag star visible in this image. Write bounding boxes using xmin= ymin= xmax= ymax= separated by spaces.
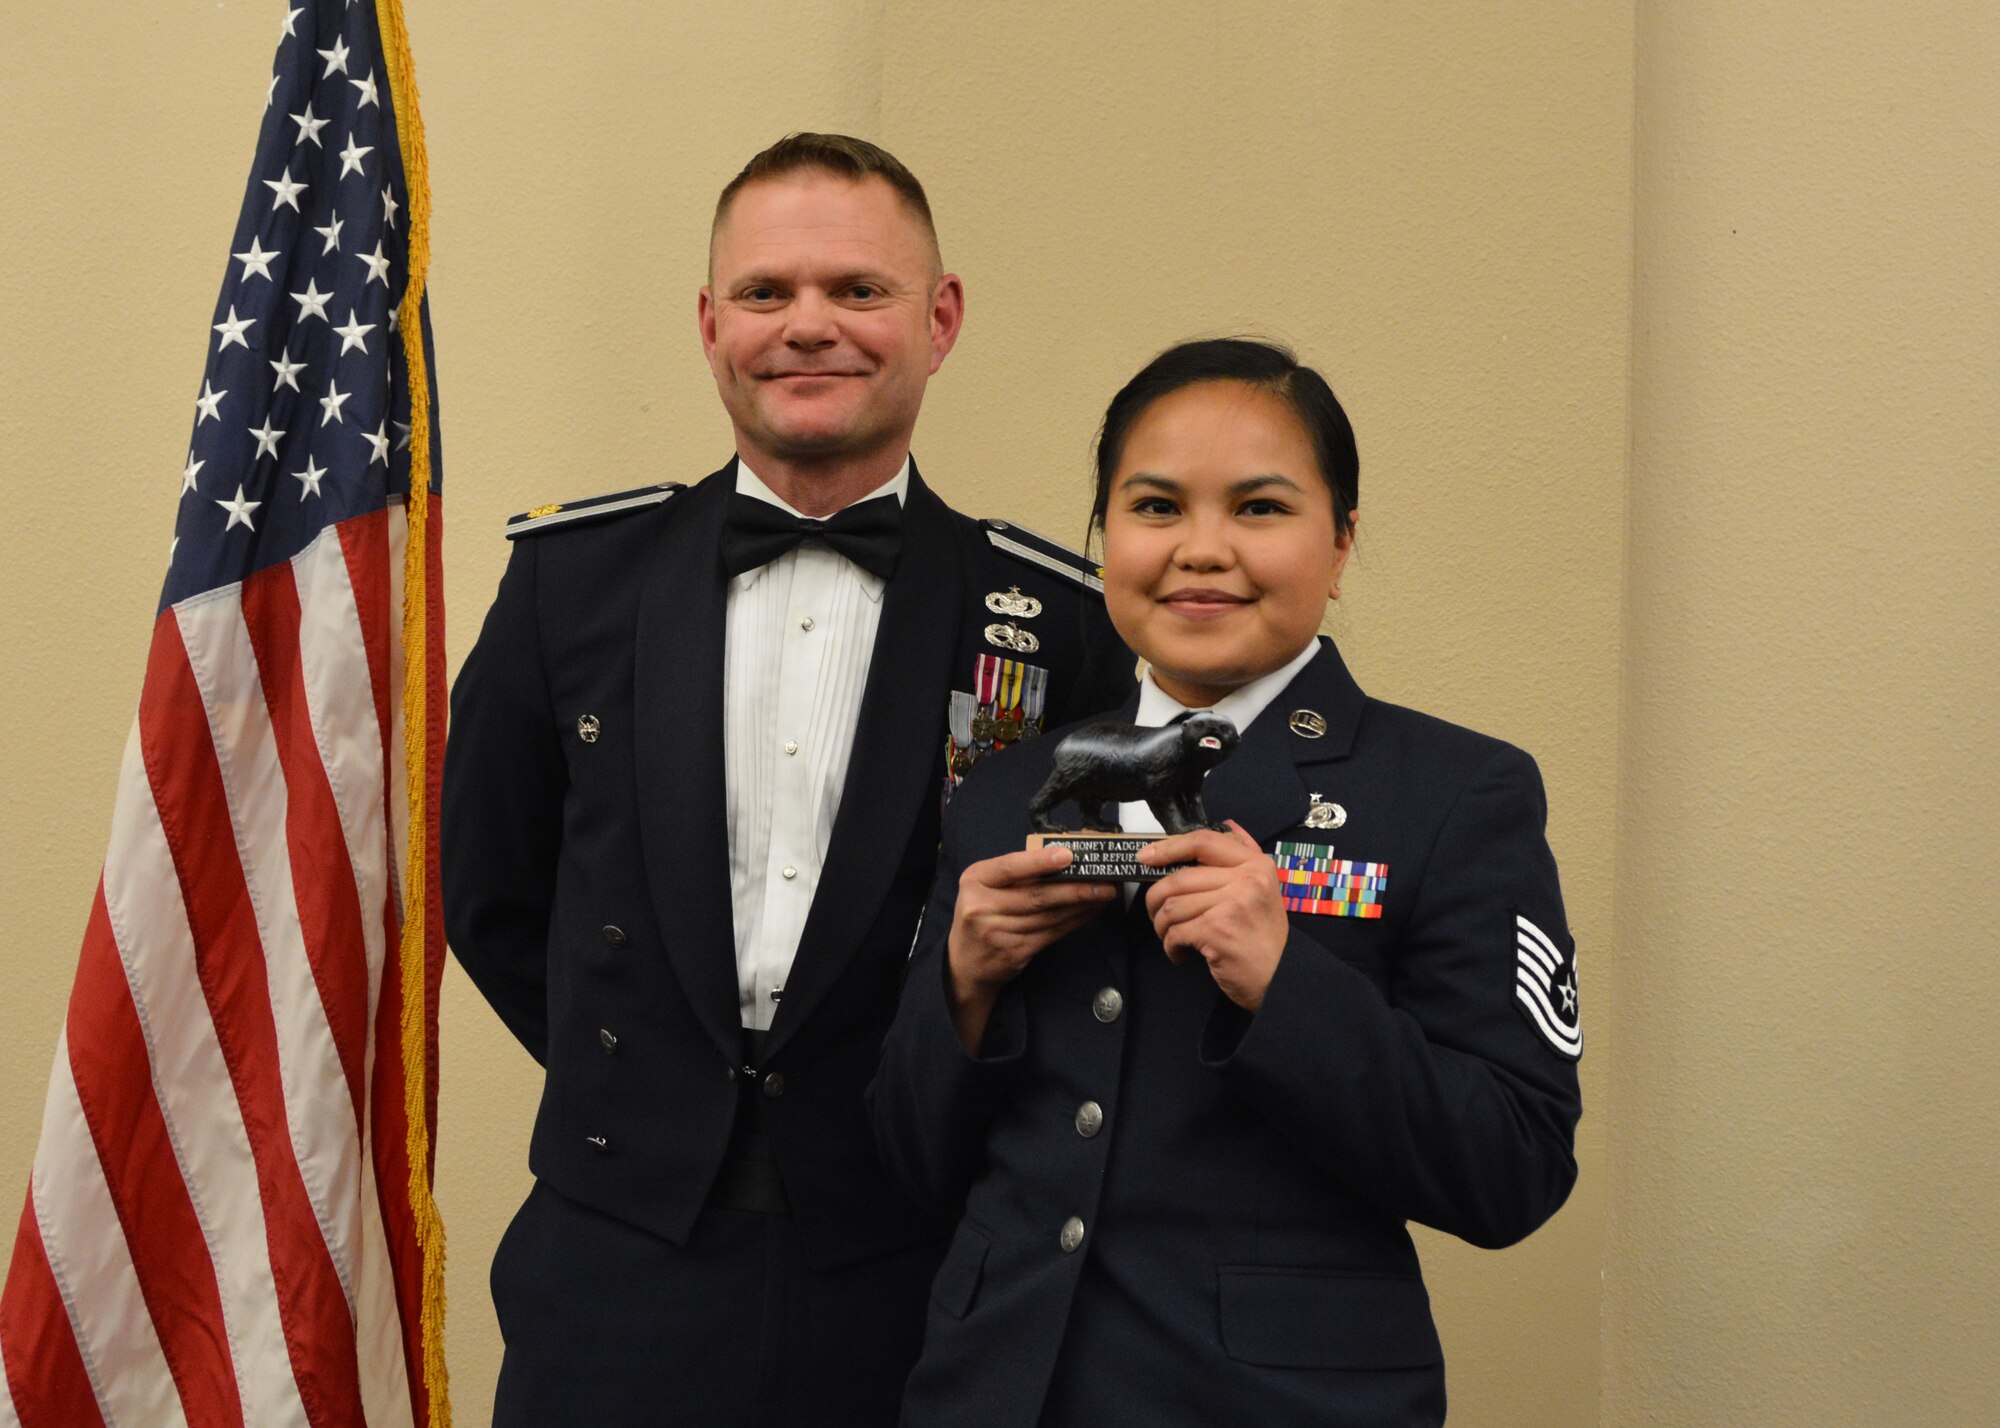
xmin=281 ymin=7 xmax=303 ymax=38
xmin=265 ymin=166 xmax=307 ymax=212
xmin=195 ymin=380 xmax=228 ymax=424
xmin=291 ymin=278 xmax=332 ymax=322
xmin=270 ymin=348 xmax=307 ymax=391
xmin=363 ymin=421 xmax=391 ymax=465
xmin=267 ymin=73 xmax=279 ymax=109
xmin=213 ymin=305 xmax=256 ymax=352
xmin=314 ymin=210 xmax=345 ymax=254
xmin=249 ymin=416 xmax=286 ymax=461
xmin=357 ymin=240 xmax=392 ymax=288
xmin=181 ymin=451 xmax=204 ymax=494
xmin=320 ymin=380 xmax=352 ymax=426
xmin=318 ymin=36 xmax=351 ymax=77
xmin=394 ymin=420 xmax=412 ymax=451
xmin=170 ymin=534 xmax=179 ymax=562
xmin=294 ymin=455 xmax=328 ymax=500
xmin=381 ymin=185 xmax=399 ymax=230
xmin=217 ymin=484 xmax=263 ymax=532
xmin=233 ymin=235 xmax=279 ymax=282
xmin=290 ymin=101 xmax=330 ymax=148
xmin=337 ymin=133 xmax=372 ymax=180
xmin=351 ymin=69 xmax=380 ymax=109
xmin=386 ymin=305 xmax=401 ymax=333
xmin=333 ymin=308 xmax=376 ymax=355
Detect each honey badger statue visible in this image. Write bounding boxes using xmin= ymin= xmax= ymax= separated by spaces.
xmin=1026 ymin=712 xmax=1241 ymax=836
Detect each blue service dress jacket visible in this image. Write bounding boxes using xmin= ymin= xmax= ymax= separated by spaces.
xmin=868 ymin=639 xmax=1583 ymax=1427
xmin=441 ymin=459 xmax=1134 ymax=1270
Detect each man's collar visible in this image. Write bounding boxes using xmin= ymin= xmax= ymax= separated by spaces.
xmin=733 ymin=454 xmax=912 ymax=517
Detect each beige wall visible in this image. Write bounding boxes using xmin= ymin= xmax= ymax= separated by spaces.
xmin=0 ymin=3 xmax=1986 ymax=1424
xmin=1611 ymin=4 xmax=2000 ymax=1424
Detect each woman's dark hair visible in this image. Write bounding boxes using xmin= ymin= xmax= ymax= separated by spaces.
xmin=1089 ymin=338 xmax=1358 ymax=541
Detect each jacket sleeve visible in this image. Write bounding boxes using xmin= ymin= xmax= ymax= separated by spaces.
xmin=867 ymin=788 xmax=1029 ymax=1212
xmin=441 ymin=537 xmax=565 ymax=1065
xmin=1202 ymin=743 xmax=1582 ymax=1248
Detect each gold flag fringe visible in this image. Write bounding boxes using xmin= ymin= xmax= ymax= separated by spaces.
xmin=375 ymin=0 xmax=450 ymax=1420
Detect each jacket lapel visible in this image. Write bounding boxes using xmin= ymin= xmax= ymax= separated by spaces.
xmin=633 ymin=465 xmax=743 ymax=1064
xmin=1198 ymin=638 xmax=1367 ymax=846
xmin=764 ymin=465 xmax=964 ymax=1057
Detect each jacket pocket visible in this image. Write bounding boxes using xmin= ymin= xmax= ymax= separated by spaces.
xmin=930 ymin=1224 xmax=992 ymax=1320
xmin=1217 ymin=1266 xmax=1443 ymax=1370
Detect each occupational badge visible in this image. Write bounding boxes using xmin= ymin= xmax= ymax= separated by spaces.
xmin=984 ymin=586 xmax=1043 ymax=619
xmin=1303 ymin=795 xmax=1346 ymax=830
xmin=984 ymin=621 xmax=1040 ymax=654
xmin=577 ymin=714 xmax=601 ymax=743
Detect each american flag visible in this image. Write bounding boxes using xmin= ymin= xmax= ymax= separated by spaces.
xmin=0 ymin=2 xmax=449 ymax=1425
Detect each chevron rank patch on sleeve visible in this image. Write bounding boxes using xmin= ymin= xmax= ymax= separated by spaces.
xmin=981 ymin=519 xmax=1104 ymax=592
xmin=1514 ymin=912 xmax=1582 ymax=1060
xmin=505 ymin=481 xmax=684 ymax=538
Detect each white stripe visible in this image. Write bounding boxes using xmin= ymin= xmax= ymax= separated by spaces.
xmin=1516 ymin=913 xmax=1563 ymax=968
xmin=176 ymin=592 xmax=363 ymax=1318
xmin=29 ymin=1036 xmax=190 ymax=1428
xmin=292 ymin=530 xmax=416 ymax=1427
xmin=1516 ymin=932 xmax=1559 ymax=975
xmin=1516 ymin=950 xmax=1553 ymax=989
xmin=100 ymin=725 xmax=302 ymax=1422
xmin=0 ymin=1337 xmax=19 ymax=1427
xmin=1515 ymin=973 xmax=1583 ymax=1056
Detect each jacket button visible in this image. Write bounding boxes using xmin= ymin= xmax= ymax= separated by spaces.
xmin=601 ymin=925 xmax=628 ymax=948
xmin=599 ymin=1029 xmax=618 ymax=1053
xmin=1059 ymin=1217 xmax=1085 ymax=1253
xmin=585 ymin=1135 xmax=609 ymax=1153
xmin=1074 ymin=1101 xmax=1104 ymax=1138
xmin=1092 ymin=987 xmax=1123 ymax=1023
xmin=763 ymin=1072 xmax=786 ymax=1099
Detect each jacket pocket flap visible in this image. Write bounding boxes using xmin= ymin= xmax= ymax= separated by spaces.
xmin=1218 ymin=1267 xmax=1443 ymax=1370
xmin=932 ymin=1225 xmax=991 ymax=1320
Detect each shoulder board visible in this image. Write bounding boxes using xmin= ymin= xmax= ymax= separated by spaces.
xmin=980 ymin=519 xmax=1104 ymax=593
xmin=505 ymin=482 xmax=685 ymax=539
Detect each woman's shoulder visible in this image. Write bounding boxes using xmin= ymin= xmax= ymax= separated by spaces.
xmin=1349 ymin=696 xmax=1547 ymax=810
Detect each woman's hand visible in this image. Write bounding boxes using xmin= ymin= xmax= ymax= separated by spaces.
xmin=1140 ymin=821 xmax=1289 ymax=1012
xmin=946 ymin=845 xmax=1117 ymax=1052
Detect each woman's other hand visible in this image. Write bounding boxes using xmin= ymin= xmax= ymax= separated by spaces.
xmin=1140 ymin=820 xmax=1289 ymax=1012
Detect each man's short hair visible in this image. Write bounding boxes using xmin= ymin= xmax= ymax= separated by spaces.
xmin=712 ymin=133 xmax=940 ymax=259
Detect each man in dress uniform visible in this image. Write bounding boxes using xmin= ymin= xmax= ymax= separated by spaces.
xmin=441 ymin=134 xmax=1134 ymax=1426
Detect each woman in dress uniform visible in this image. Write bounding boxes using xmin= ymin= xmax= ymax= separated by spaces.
xmin=868 ymin=338 xmax=1583 ymax=1427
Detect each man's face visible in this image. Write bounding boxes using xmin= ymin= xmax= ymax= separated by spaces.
xmin=700 ymin=172 xmax=963 ymax=475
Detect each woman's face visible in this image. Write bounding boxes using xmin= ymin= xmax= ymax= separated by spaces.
xmin=1101 ymin=380 xmax=1353 ymax=708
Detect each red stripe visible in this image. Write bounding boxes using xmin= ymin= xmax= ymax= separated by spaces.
xmin=138 ymin=614 xmax=365 ymax=1428
xmin=241 ymin=560 xmax=369 ymax=1128
xmin=422 ymin=499 xmax=448 ymax=1152
xmin=338 ymin=511 xmax=430 ymax=1427
xmin=0 ymin=1182 xmax=106 ymax=1427
xmin=67 ymin=883 xmax=246 ymax=1426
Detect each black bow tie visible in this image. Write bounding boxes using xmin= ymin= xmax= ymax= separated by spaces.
xmin=719 ymin=492 xmax=903 ymax=582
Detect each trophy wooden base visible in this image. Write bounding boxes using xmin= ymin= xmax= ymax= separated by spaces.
xmin=1028 ymin=831 xmax=1188 ymax=882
